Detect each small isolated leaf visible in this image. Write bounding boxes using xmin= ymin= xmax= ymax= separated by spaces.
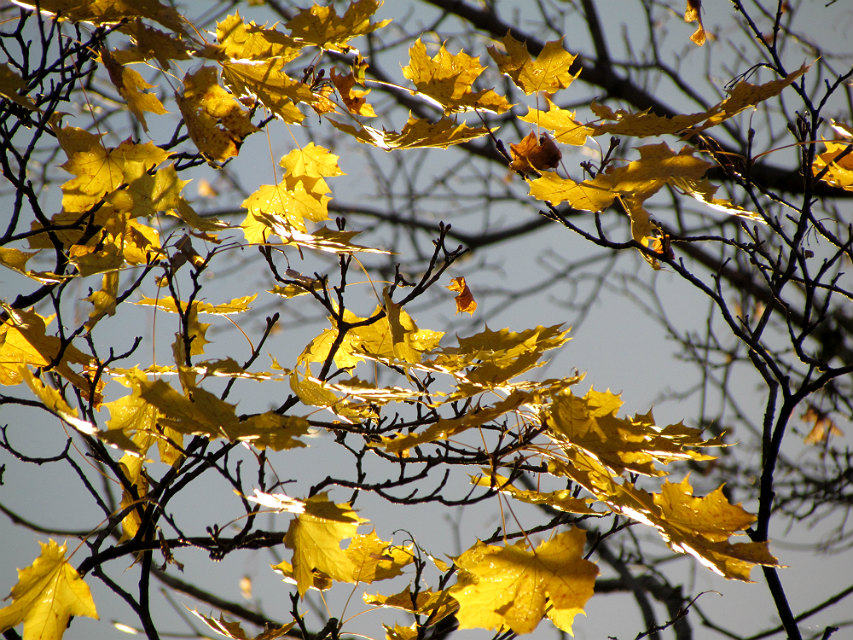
xmin=451 ymin=529 xmax=598 ymax=635
xmin=509 ymin=132 xmax=562 ymax=175
xmin=177 ymin=66 xmax=259 ymax=162
xmin=403 ymin=39 xmax=512 ymax=114
xmin=447 ymin=276 xmax=477 ymax=314
xmin=0 ymin=540 xmax=98 ymax=640
xmin=801 ymin=405 xmax=844 ymax=444
xmin=684 ymin=0 xmax=707 ymax=46
xmin=488 ymin=33 xmax=579 ymax=95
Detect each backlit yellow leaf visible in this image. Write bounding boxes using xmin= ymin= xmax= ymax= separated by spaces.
xmin=177 ymin=66 xmax=259 ymax=163
xmin=100 ymin=49 xmax=167 ymax=132
xmin=285 ymin=0 xmax=391 ymax=52
xmin=488 ymin=33 xmax=579 ymax=95
xmin=519 ymin=97 xmax=592 ymax=146
xmin=0 ymin=539 xmax=98 ymax=640
xmin=216 ymin=13 xmax=302 ymax=62
xmin=330 ymin=115 xmax=489 ymax=150
xmin=14 ymin=0 xmax=185 ymax=32
xmin=451 ymin=529 xmax=597 ymax=635
xmin=403 ymin=39 xmax=512 ymax=114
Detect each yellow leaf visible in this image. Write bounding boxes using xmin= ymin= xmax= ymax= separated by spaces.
xmin=283 ymin=494 xmax=366 ymax=596
xmin=0 ymin=539 xmax=98 ymax=640
xmin=216 ymin=13 xmax=303 ymax=62
xmin=330 ymin=115 xmax=489 ymax=150
xmin=85 ymin=271 xmax=119 ymax=330
xmin=177 ymin=66 xmax=259 ymax=163
xmin=488 ymin=33 xmax=579 ymax=95
xmin=363 ymin=589 xmax=458 ymax=625
xmin=403 ymin=39 xmax=512 ymax=114
xmin=100 ymin=49 xmax=167 ymax=132
xmin=0 ymin=309 xmax=96 ymax=396
xmin=0 ymin=63 xmax=36 ymax=110
xmin=222 ymin=60 xmax=312 ymax=123
xmin=451 ymin=529 xmax=598 ymax=635
xmin=285 ymin=0 xmax=391 ymax=52
xmin=519 ymin=97 xmax=592 ymax=146
xmin=113 ymin=20 xmax=194 ymax=67
xmin=812 ymin=140 xmax=853 ymax=191
xmin=14 ymin=0 xmax=185 ymax=32
xmin=471 ymin=473 xmax=599 ymax=515
xmin=346 ymin=531 xmax=413 ymax=583
xmin=190 ymin=610 xmax=296 ymax=640
xmin=447 ymin=276 xmax=477 ymax=314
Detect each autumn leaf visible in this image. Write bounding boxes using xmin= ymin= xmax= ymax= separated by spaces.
xmin=0 ymin=63 xmax=36 ymax=110
xmin=331 ymin=69 xmax=376 ymax=117
xmin=346 ymin=531 xmax=413 ymax=583
xmin=282 ymin=494 xmax=366 ymax=596
xmin=113 ymin=20 xmax=194 ymax=67
xmin=519 ymin=97 xmax=592 ymax=146
xmin=100 ymin=48 xmax=167 ymax=132
xmin=190 ymin=610 xmax=295 ymax=640
xmin=509 ymin=132 xmax=562 ymax=175
xmin=812 ymin=140 xmax=853 ymax=191
xmin=0 ymin=540 xmax=98 ymax=640
xmin=221 ymin=60 xmax=312 ymax=123
xmin=488 ymin=33 xmax=579 ymax=95
xmin=403 ymin=39 xmax=512 ymax=114
xmin=471 ymin=473 xmax=599 ymax=515
xmin=330 ymin=115 xmax=489 ymax=150
xmin=14 ymin=0 xmax=185 ymax=32
xmin=285 ymin=0 xmax=391 ymax=52
xmin=684 ymin=0 xmax=707 ymax=45
xmin=801 ymin=405 xmax=844 ymax=444
xmin=447 ymin=276 xmax=477 ymax=314
xmin=451 ymin=529 xmax=598 ymax=635
xmin=177 ymin=66 xmax=259 ymax=163
xmin=216 ymin=13 xmax=302 ymax=62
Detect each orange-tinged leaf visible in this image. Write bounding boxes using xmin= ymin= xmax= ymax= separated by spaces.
xmin=451 ymin=529 xmax=598 ymax=635
xmin=346 ymin=531 xmax=413 ymax=583
xmin=190 ymin=610 xmax=296 ymax=640
xmin=684 ymin=0 xmax=706 ymax=46
xmin=403 ymin=39 xmax=512 ymax=115
xmin=283 ymin=494 xmax=366 ymax=596
xmin=801 ymin=405 xmax=844 ymax=444
xmin=331 ymin=69 xmax=376 ymax=117
xmin=447 ymin=276 xmax=477 ymax=314
xmin=0 ymin=539 xmax=98 ymax=640
xmin=285 ymin=0 xmax=391 ymax=52
xmin=509 ymin=132 xmax=562 ymax=175
xmin=177 ymin=66 xmax=259 ymax=162
xmin=488 ymin=33 xmax=579 ymax=95
xmin=363 ymin=589 xmax=458 ymax=624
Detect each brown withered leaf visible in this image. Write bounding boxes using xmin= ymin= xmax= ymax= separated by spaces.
xmin=509 ymin=132 xmax=562 ymax=175
xmin=447 ymin=276 xmax=477 ymax=314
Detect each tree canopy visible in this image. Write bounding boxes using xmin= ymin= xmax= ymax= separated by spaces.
xmin=1 ymin=1 xmax=851 ymax=640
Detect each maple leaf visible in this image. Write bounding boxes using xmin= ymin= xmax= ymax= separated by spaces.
xmin=447 ymin=276 xmax=477 ymax=314
xmin=190 ymin=610 xmax=296 ymax=640
xmin=330 ymin=115 xmax=489 ymax=150
xmin=488 ymin=33 xmax=579 ymax=95
xmin=113 ymin=20 xmax=194 ymax=67
xmin=519 ymin=97 xmax=593 ymax=146
xmin=100 ymin=49 xmax=167 ymax=132
xmin=331 ymin=69 xmax=376 ymax=117
xmin=177 ymin=66 xmax=259 ymax=163
xmin=216 ymin=13 xmax=303 ymax=62
xmin=0 ymin=308 xmax=96 ymax=396
xmin=546 ymin=387 xmax=721 ymax=477
xmin=403 ymin=39 xmax=512 ymax=114
xmin=346 ymin=531 xmax=413 ymax=583
xmin=451 ymin=529 xmax=598 ymax=635
xmin=221 ymin=60 xmax=312 ymax=123
xmin=282 ymin=494 xmax=366 ymax=596
xmin=285 ymin=0 xmax=391 ymax=52
xmin=509 ymin=131 xmax=562 ymax=175
xmin=0 ymin=539 xmax=98 ymax=640
xmin=801 ymin=405 xmax=844 ymax=444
